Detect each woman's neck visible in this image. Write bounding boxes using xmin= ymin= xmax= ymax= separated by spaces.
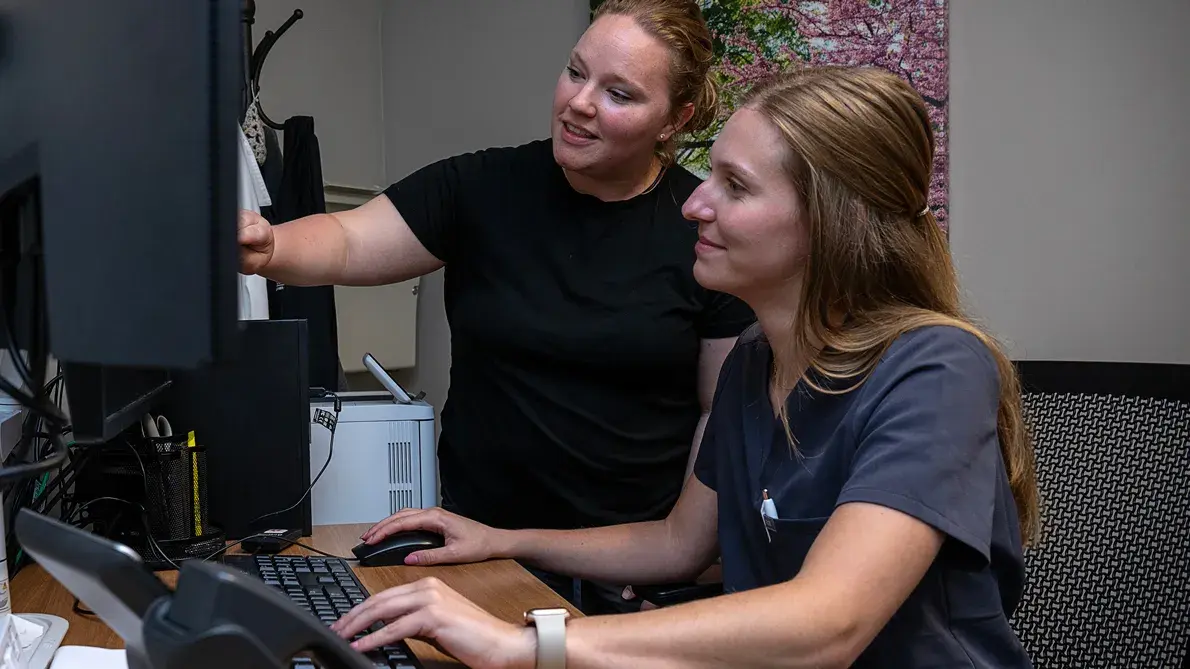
xmin=748 ymin=280 xmax=808 ymax=410
xmin=564 ymin=155 xmax=662 ymax=202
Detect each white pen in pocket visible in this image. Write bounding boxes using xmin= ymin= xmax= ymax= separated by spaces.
xmin=761 ymin=489 xmax=779 ymax=541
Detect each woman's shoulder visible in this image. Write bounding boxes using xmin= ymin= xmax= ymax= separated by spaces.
xmin=441 ymin=138 xmax=553 ymax=173
xmin=866 ymin=324 xmax=1001 ymax=397
xmin=715 ymin=323 xmax=770 ymax=385
xmin=882 ymin=324 xmax=998 ymax=370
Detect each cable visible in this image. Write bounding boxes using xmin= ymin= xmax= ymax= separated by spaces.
xmin=65 ymin=495 xmax=181 ymax=571
xmin=72 ymin=598 xmax=94 ymax=617
xmin=115 ymin=442 xmax=185 ymax=571
xmin=247 ymin=393 xmax=340 ymax=528
xmin=199 ymin=532 xmax=355 ymax=563
xmin=0 ymin=305 xmax=34 ymax=392
xmin=0 ymin=427 xmax=67 ymax=483
xmin=0 ymin=184 xmax=69 ymax=484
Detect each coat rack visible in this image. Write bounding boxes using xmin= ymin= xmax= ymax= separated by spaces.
xmin=241 ymin=0 xmax=304 ymax=129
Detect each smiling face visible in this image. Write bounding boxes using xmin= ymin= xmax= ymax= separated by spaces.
xmin=551 ymin=14 xmax=680 ymax=180
xmin=683 ymin=107 xmax=809 ymax=303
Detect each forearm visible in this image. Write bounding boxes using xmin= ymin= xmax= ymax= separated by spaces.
xmin=260 ymin=213 xmax=350 ymax=286
xmin=496 ymin=521 xmax=704 ymax=585
xmin=565 ymin=581 xmax=857 ymax=669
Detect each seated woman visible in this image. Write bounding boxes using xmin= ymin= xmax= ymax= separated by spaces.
xmin=331 ymin=65 xmax=1041 ymax=669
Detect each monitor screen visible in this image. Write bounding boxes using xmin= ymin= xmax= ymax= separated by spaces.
xmin=0 ymin=0 xmax=241 ymax=370
xmin=0 ymin=0 xmax=244 ymax=443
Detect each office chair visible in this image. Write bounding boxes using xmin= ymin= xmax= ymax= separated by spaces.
xmin=1011 ymin=360 xmax=1190 ymax=668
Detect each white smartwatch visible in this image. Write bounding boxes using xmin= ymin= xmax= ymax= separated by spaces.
xmin=524 ymin=607 xmax=570 ymax=669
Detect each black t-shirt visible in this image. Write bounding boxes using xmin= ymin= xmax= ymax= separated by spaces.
xmin=383 ymin=139 xmax=755 ymax=530
xmin=696 ymin=325 xmax=1032 ymax=667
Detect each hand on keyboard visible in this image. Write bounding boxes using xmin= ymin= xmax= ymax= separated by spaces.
xmin=222 ymin=554 xmax=425 ymax=668
xmin=331 ymin=576 xmax=536 ymax=669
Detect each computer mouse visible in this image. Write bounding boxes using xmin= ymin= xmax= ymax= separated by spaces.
xmin=351 ymin=529 xmax=445 ymax=567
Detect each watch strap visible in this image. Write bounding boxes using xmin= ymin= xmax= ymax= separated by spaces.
xmin=534 ymin=611 xmax=567 ymax=669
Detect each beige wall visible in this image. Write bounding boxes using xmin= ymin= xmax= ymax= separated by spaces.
xmin=379 ymin=0 xmax=591 ymax=412
xmin=949 ymin=0 xmax=1190 ymax=363
xmin=252 ymin=0 xmax=387 ymax=191
xmin=257 ymin=0 xmax=1190 ymax=398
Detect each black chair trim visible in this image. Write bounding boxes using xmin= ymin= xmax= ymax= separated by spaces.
xmin=1015 ymin=360 xmax=1190 ymax=402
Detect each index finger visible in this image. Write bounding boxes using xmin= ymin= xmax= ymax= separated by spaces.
xmin=361 ymin=507 xmax=427 ymax=541
xmin=332 ymin=585 xmax=423 ymax=640
xmin=362 ymin=508 xmax=443 ymax=544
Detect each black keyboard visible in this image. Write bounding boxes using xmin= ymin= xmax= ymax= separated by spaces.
xmin=223 ymin=554 xmax=424 ymax=668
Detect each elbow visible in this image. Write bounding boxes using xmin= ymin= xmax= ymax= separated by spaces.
xmin=672 ymin=558 xmax=713 ymax=584
xmin=795 ymin=615 xmax=874 ymax=669
xmin=818 ymin=628 xmax=867 ymax=669
xmin=769 ymin=588 xmax=875 ymax=669
xmin=659 ymin=524 xmax=717 ymax=584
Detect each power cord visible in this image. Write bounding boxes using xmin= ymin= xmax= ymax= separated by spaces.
xmin=0 ymin=180 xmax=67 ymax=483
xmin=247 ymin=390 xmax=340 ymax=528
xmin=64 ymin=495 xmax=181 ymax=571
xmin=199 ymin=532 xmax=355 ymax=563
xmin=114 ymin=442 xmax=185 ymax=571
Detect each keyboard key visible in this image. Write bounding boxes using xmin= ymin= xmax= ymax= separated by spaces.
xmin=221 ymin=554 xmax=423 ymax=668
xmin=363 ymin=653 xmax=390 ymax=668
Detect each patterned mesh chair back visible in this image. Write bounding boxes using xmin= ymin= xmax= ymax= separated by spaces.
xmin=1010 ymin=361 xmax=1190 ymax=668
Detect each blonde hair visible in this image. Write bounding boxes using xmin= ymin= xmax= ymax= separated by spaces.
xmin=593 ymin=0 xmax=719 ymax=165
xmin=744 ymin=66 xmax=1040 ymax=546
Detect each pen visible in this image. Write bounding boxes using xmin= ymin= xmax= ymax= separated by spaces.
xmin=761 ymin=489 xmax=779 ymax=520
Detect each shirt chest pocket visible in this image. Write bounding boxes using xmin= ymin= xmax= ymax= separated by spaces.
xmin=758 ymin=459 xmax=842 ymax=583
xmin=762 ymin=451 xmax=845 ymax=521
xmin=764 ymin=516 xmax=829 ymax=584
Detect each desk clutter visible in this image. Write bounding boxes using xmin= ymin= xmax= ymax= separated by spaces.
xmin=47 ymin=647 xmax=127 ymax=669
xmin=71 ymin=414 xmax=224 ymax=570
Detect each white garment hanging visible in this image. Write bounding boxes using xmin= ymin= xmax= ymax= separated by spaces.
xmin=237 ymin=126 xmax=272 ymax=321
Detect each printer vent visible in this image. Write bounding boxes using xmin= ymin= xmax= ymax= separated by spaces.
xmin=387 ymin=440 xmax=417 ymax=513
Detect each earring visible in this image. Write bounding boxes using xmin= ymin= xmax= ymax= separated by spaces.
xmin=659 ymin=133 xmax=667 ymax=140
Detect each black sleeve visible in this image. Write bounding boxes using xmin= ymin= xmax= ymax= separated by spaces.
xmin=693 ymin=408 xmax=719 ymax=491
xmin=695 ymin=289 xmax=756 ymax=340
xmin=693 ymin=329 xmax=755 ymax=490
xmin=382 ymin=153 xmax=480 ymax=264
xmin=836 ymin=328 xmax=1003 ymax=562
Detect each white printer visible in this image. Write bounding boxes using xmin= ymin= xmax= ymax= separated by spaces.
xmin=307 ymin=356 xmax=437 ymax=526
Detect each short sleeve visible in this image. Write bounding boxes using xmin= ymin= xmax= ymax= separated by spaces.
xmin=382 ymin=153 xmax=477 ymax=264
xmin=693 ymin=411 xmax=719 ymax=491
xmin=836 ymin=328 xmax=1002 ymax=562
xmin=695 ymin=289 xmax=756 ymax=339
xmin=693 ymin=329 xmax=758 ymax=490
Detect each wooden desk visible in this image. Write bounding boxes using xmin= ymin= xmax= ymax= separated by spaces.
xmin=10 ymin=523 xmax=580 ymax=667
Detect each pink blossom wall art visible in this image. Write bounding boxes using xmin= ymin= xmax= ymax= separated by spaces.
xmin=591 ymin=0 xmax=950 ymax=230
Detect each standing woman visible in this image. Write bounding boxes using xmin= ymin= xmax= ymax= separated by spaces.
xmin=238 ymin=0 xmax=755 ymax=613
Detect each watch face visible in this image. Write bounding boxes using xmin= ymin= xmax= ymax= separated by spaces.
xmin=525 ymin=607 xmax=571 ymax=624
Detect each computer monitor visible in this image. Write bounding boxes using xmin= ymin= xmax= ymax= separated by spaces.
xmin=0 ymin=0 xmax=243 ymax=444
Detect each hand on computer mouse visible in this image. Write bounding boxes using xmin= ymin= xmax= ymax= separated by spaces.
xmin=238 ymin=210 xmax=274 ymax=274
xmin=360 ymin=506 xmax=506 ymax=566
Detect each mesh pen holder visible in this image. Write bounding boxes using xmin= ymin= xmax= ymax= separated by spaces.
xmin=138 ymin=436 xmax=212 ymax=541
